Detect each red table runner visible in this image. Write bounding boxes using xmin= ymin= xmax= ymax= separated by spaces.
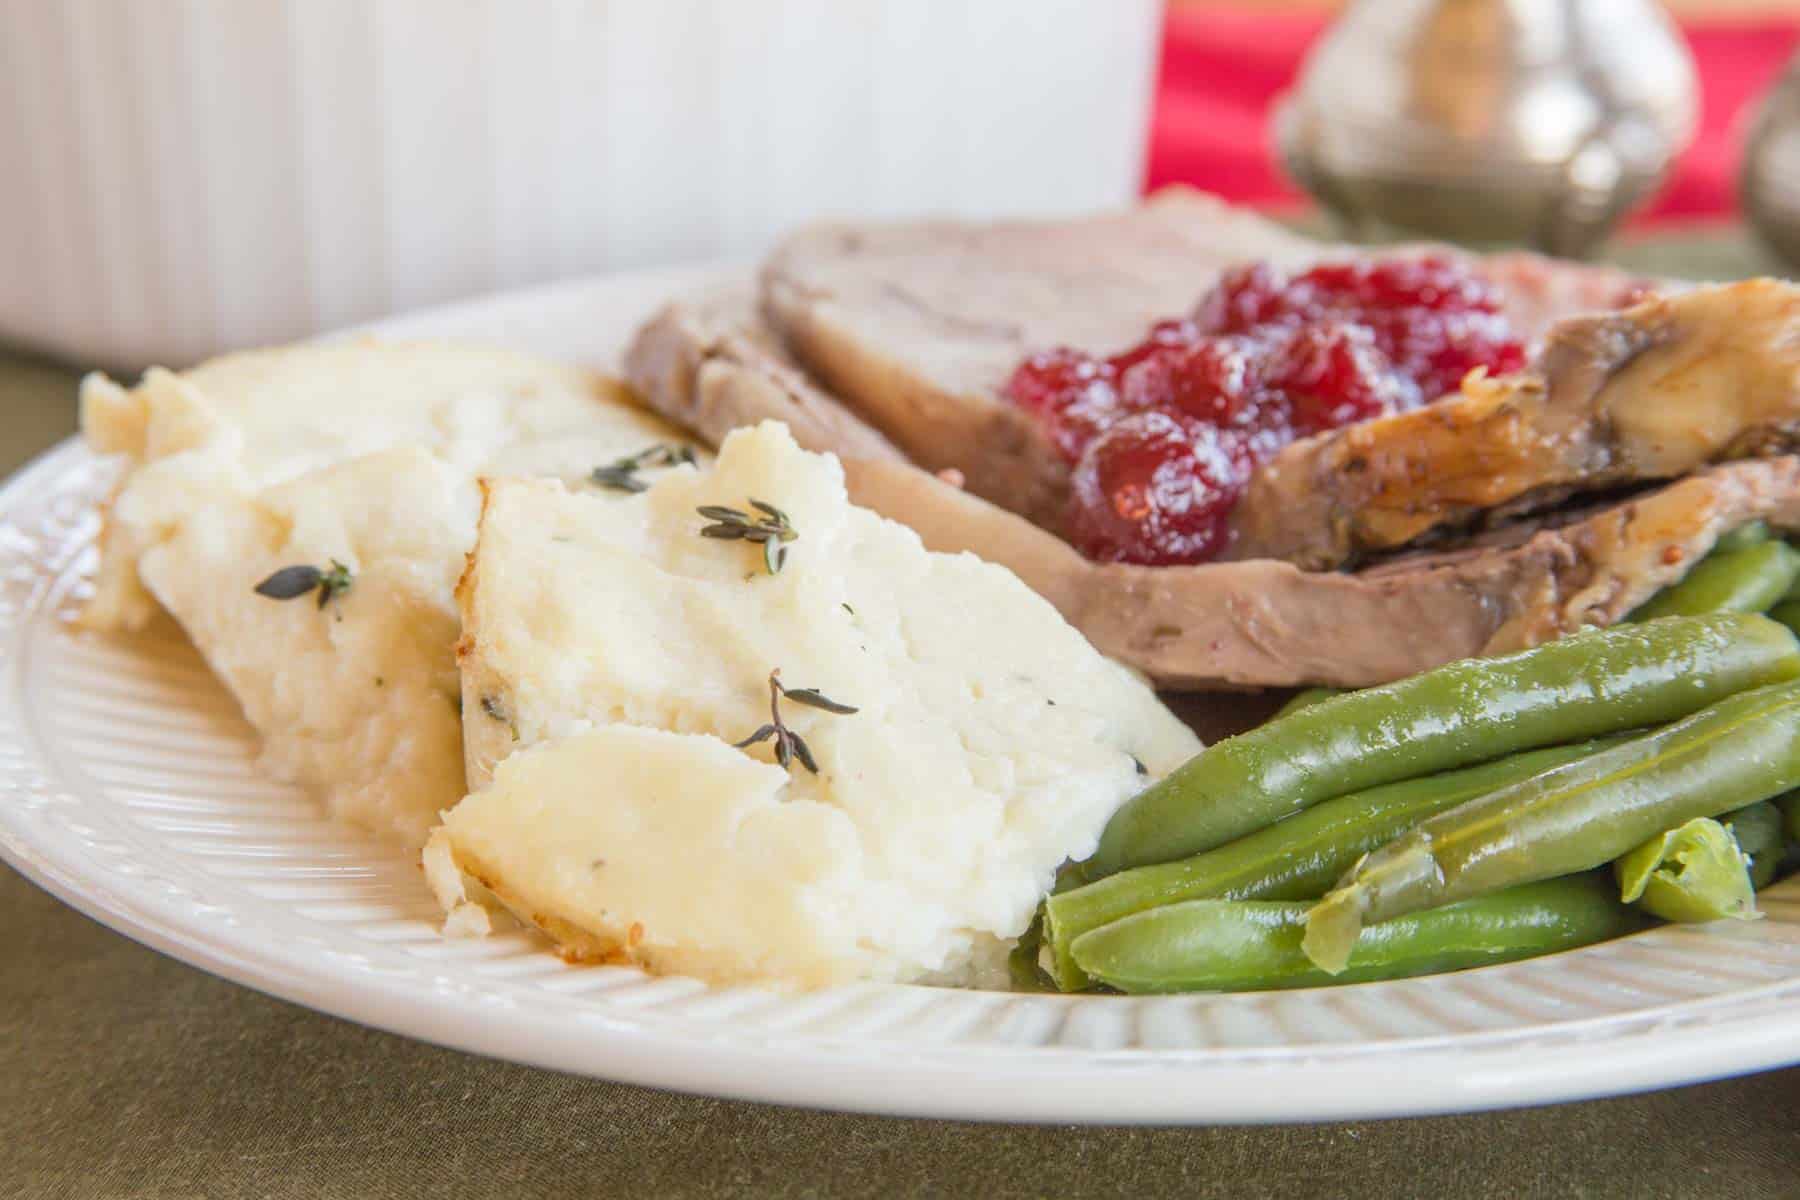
xmin=1148 ymin=8 xmax=1800 ymax=225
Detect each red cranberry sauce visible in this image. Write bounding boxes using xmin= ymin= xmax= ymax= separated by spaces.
xmin=1005 ymin=257 xmax=1528 ymax=566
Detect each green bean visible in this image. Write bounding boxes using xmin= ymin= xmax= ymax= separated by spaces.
xmin=1088 ymin=614 xmax=1800 ymax=878
xmin=1072 ymin=875 xmax=1645 ymax=994
xmin=1713 ymin=521 xmax=1772 ymax=555
xmin=1769 ymin=600 xmax=1800 ymax=638
xmin=1304 ymin=677 xmax=1800 ymax=972
xmin=1043 ymin=739 xmax=1624 ymax=991
xmin=1723 ymin=801 xmax=1786 ymax=889
xmin=1632 ymin=540 xmax=1800 ymax=621
xmin=1272 ymin=687 xmax=1343 ymax=720
xmin=1616 ymin=818 xmax=1757 ymax=923
xmin=1782 ymin=793 xmax=1800 ymax=846
xmin=1052 ymin=858 xmax=1092 ymax=893
xmin=1008 ymin=914 xmax=1052 ymax=992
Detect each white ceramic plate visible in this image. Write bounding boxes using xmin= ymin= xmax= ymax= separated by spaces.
xmin=6 ymin=265 xmax=1800 ymax=1125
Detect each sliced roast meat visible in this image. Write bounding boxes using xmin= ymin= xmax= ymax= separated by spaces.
xmin=624 ymin=284 xmax=907 ymax=465
xmin=623 ymin=197 xmax=1749 ymax=691
xmin=759 ymin=189 xmax=1647 ymax=532
xmin=625 ymin=277 xmax=1800 ymax=689
xmin=842 ymin=455 xmax=1800 ymax=689
xmin=1228 ymin=280 xmax=1800 ymax=570
xmin=761 ymin=190 xmax=1318 ymax=528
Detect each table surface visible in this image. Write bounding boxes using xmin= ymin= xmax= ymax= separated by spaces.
xmin=6 ymin=228 xmax=1800 ymax=1199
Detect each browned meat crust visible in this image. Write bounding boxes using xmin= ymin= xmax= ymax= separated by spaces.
xmin=626 ymin=293 xmax=1800 ymax=688
xmin=621 ymin=199 xmax=1772 ymax=690
xmin=756 ymin=193 xmax=1659 ymax=536
xmin=1228 ymin=281 xmax=1800 ymax=569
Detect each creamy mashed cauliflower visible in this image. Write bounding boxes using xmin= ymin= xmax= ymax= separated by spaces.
xmin=81 ymin=342 xmax=697 ymax=846
xmin=432 ymin=422 xmax=1200 ymax=988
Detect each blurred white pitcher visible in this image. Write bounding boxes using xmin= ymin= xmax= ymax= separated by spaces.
xmin=0 ymin=0 xmax=1162 ymax=368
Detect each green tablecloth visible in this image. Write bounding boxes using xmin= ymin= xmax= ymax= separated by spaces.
xmin=6 ymin=229 xmax=1800 ymax=1199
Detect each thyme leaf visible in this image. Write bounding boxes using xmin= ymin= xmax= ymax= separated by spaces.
xmin=733 ymin=724 xmax=777 ymax=749
xmin=732 ymin=670 xmax=855 ymax=775
xmin=695 ymin=498 xmax=799 ymax=575
xmin=253 ymin=559 xmax=353 ymax=609
xmin=782 ymin=688 xmax=859 ymax=715
xmin=589 ymin=465 xmax=648 ymax=493
xmin=591 ymin=443 xmax=697 ymax=493
xmin=254 ymin=565 xmax=321 ymax=600
xmin=317 ymin=560 xmax=354 ymax=609
xmin=788 ymin=732 xmax=818 ymax=774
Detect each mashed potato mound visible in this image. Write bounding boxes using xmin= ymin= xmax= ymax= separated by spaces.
xmin=434 ymin=422 xmax=1200 ymax=988
xmin=81 ymin=342 xmax=696 ymax=846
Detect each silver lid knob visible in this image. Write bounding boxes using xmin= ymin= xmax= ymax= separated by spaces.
xmin=1276 ymin=0 xmax=1698 ymax=257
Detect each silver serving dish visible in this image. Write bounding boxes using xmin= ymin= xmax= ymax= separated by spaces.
xmin=1277 ymin=0 xmax=1698 ymax=257
xmin=1743 ymin=53 xmax=1800 ymax=271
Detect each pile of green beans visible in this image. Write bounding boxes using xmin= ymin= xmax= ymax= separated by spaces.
xmin=1073 ymin=876 xmax=1647 ymax=995
xmin=1044 ymin=739 xmax=1623 ymax=991
xmin=1032 ymin=546 xmax=1800 ymax=992
xmin=1303 ymin=676 xmax=1800 ymax=971
xmin=1090 ymin=613 xmax=1800 ymax=877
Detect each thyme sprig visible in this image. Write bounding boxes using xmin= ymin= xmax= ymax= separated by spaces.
xmin=734 ymin=669 xmax=857 ymax=774
xmin=591 ymin=443 xmax=697 ymax=493
xmin=253 ymin=560 xmax=354 ymax=609
xmin=697 ymin=499 xmax=798 ymax=574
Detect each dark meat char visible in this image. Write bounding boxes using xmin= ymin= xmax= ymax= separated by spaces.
xmin=1227 ymin=281 xmax=1800 ymax=570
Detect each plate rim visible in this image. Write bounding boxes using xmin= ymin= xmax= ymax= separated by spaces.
xmin=5 ymin=264 xmax=1800 ymax=1123
xmin=11 ymin=766 xmax=1800 ymax=1125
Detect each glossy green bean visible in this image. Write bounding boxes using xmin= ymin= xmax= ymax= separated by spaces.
xmin=1633 ymin=540 xmax=1800 ymax=621
xmin=1072 ymin=875 xmax=1645 ymax=994
xmin=1304 ymin=677 xmax=1800 ymax=972
xmin=1616 ymin=818 xmax=1757 ymax=923
xmin=1272 ymin=687 xmax=1343 ymax=720
xmin=1713 ymin=521 xmax=1772 ymax=555
xmin=1723 ymin=801 xmax=1786 ymax=889
xmin=1008 ymin=914 xmax=1052 ymax=992
xmin=1781 ymin=793 xmax=1800 ymax=846
xmin=1043 ymin=739 xmax=1622 ymax=991
xmin=1769 ymin=600 xmax=1800 ymax=638
xmin=1089 ymin=614 xmax=1800 ymax=878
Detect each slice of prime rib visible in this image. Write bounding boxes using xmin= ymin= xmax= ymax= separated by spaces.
xmin=624 ymin=282 xmax=909 ymax=467
xmin=625 ymin=299 xmax=1800 ymax=689
xmin=1227 ymin=279 xmax=1800 ymax=570
xmin=843 ymin=455 xmax=1800 ymax=689
xmin=757 ymin=188 xmax=1645 ymax=531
